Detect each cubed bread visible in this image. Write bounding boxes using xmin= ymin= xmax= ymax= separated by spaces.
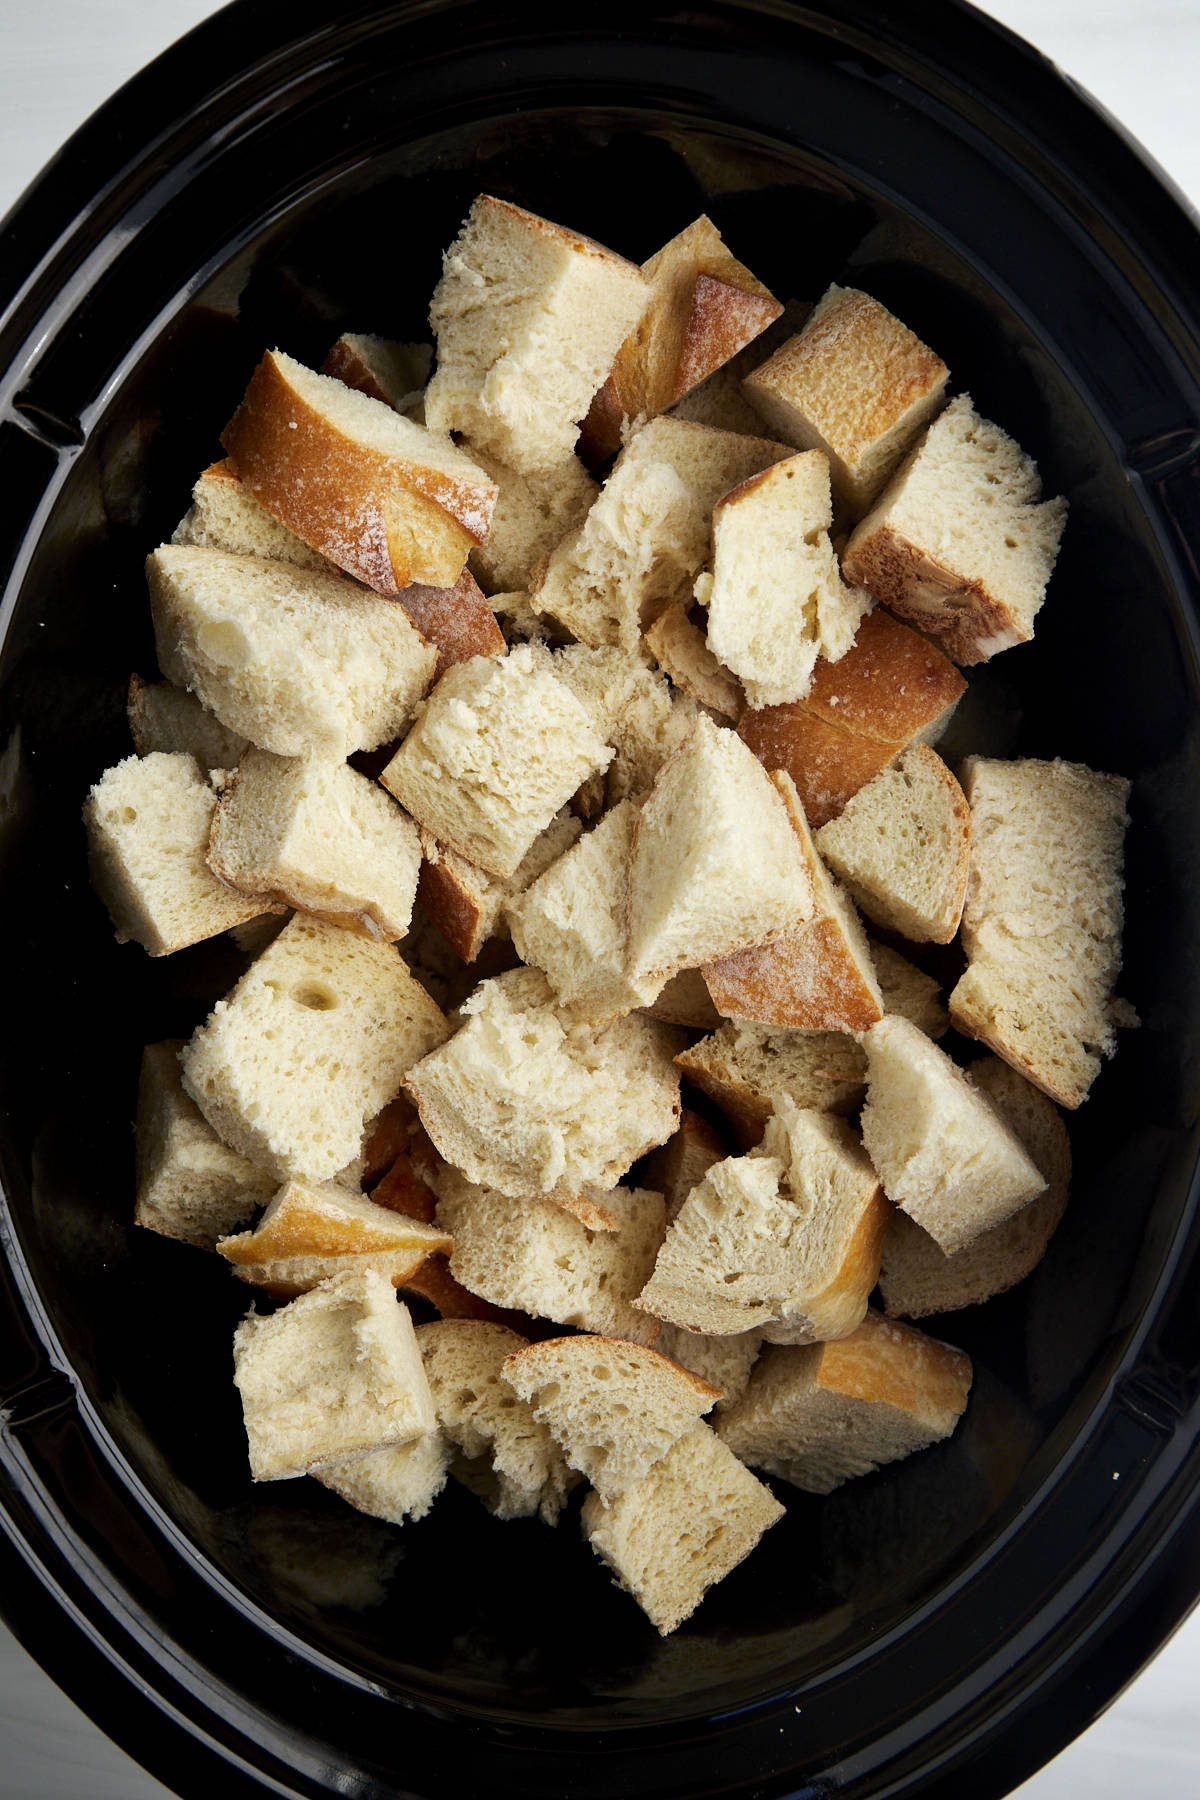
xmin=643 ymin=602 xmax=744 ymax=721
xmin=464 ymin=442 xmax=598 ymax=594
xmin=379 ymin=646 xmax=613 ymax=880
xmin=221 ymin=349 xmax=498 ymax=592
xmin=503 ymin=1334 xmax=721 ymax=1502
xmin=181 ymin=913 xmax=448 ymax=1183
xmin=217 ymin=1176 xmax=452 ymax=1297
xmin=814 ymin=744 xmax=970 ymax=943
xmin=418 ymin=1319 xmax=577 ymax=1522
xmin=652 ymin=1323 xmax=763 ymax=1413
xmin=404 ymin=967 xmax=680 ymax=1205
xmin=171 ymin=457 xmax=334 ymax=572
xmin=127 ymin=673 xmax=250 ymax=771
xmin=581 ymin=214 xmax=782 ymax=458
xmin=703 ymin=772 xmax=883 ymax=1031
xmin=871 ymin=940 xmax=950 ymax=1040
xmin=840 ymin=394 xmax=1067 ymax=664
xmin=859 ymin=1015 xmax=1046 ymax=1254
xmin=716 ymin=1312 xmax=972 ymax=1493
xmin=736 ymin=605 xmax=966 ymax=827
xmin=435 ymin=1171 xmax=666 ymax=1345
xmin=636 ymin=1100 xmax=886 ymax=1339
xmin=700 ymin=451 xmax=871 ymax=707
xmin=233 ymin=1268 xmax=436 ymax=1480
xmin=84 ymin=751 xmax=280 ymax=956
xmin=530 ymin=417 xmax=793 ymax=653
xmin=947 ymin=757 xmax=1131 ymax=1108
xmin=625 ymin=715 xmax=814 ymax=987
xmin=669 ymin=297 xmax=813 ymax=434
xmin=640 ymin=1108 xmax=730 ymax=1221
xmin=580 ymin=1422 xmax=785 ymax=1635
xmin=147 ymin=546 xmax=437 ymax=759
xmin=417 ymin=808 xmax=582 ymax=963
xmin=135 ymin=1041 xmax=275 ymax=1248
xmin=741 ymin=285 xmax=949 ymax=515
xmin=676 ymin=1023 xmax=869 ymax=1149
xmin=315 ymin=1428 xmax=450 ymax=1526
xmin=878 ymin=1056 xmax=1071 ymax=1318
xmin=424 ymin=194 xmax=651 ymax=475
xmin=385 ymin=568 xmax=506 ymax=680
xmin=320 ymin=334 xmax=431 ymax=414
xmin=531 ymin=641 xmax=699 ymax=812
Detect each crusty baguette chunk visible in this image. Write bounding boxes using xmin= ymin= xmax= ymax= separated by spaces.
xmin=841 ymin=394 xmax=1067 ymax=664
xmin=581 ymin=1422 xmax=785 ymax=1635
xmin=147 ymin=546 xmax=437 ymax=759
xmin=948 ymin=756 xmax=1131 ymax=1107
xmin=509 ymin=799 xmax=664 ymax=1021
xmin=320 ymin=334 xmax=431 ymax=415
xmin=669 ymin=297 xmax=812 ymax=435
xmin=736 ymin=605 xmax=966 ymax=827
xmin=435 ymin=1171 xmax=666 ymax=1345
xmin=741 ymin=285 xmax=949 ymax=515
xmin=233 ymin=1268 xmax=435 ymax=1481
xmin=700 ymin=451 xmax=870 ymax=707
xmin=677 ymin=1023 xmax=869 ymax=1149
xmin=530 ymin=641 xmax=699 ymax=813
xmin=181 ymin=913 xmax=448 ymax=1183
xmin=316 ymin=1428 xmax=450 ymax=1526
xmin=814 ymin=745 xmax=970 ymax=944
xmin=717 ymin=1312 xmax=972 ymax=1494
xmin=859 ymin=1016 xmax=1046 ymax=1254
xmin=703 ymin=772 xmax=883 ymax=1032
xmin=424 ymin=194 xmax=651 ymax=475
xmin=221 ymin=350 xmax=498 ymax=592
xmin=530 ymin=417 xmax=793 ymax=653
xmin=404 ymin=967 xmax=680 ymax=1204
xmin=379 ymin=646 xmax=612 ymax=880
xmin=84 ymin=751 xmax=280 ymax=956
xmin=419 ymin=1319 xmax=577 ymax=1523
xmin=217 ymin=1176 xmax=452 ymax=1297
xmin=417 ymin=808 xmax=581 ymax=963
xmin=171 ymin=458 xmax=334 ymax=573
xmin=208 ymin=749 xmax=422 ymax=942
xmin=127 ymin=674 xmax=250 ymax=771
xmin=581 ymin=214 xmax=782 ymax=458
xmin=135 ymin=1041 xmax=274 ymax=1248
xmin=636 ymin=1100 xmax=886 ymax=1339
xmin=879 ymin=1057 xmax=1071 ymax=1318
xmin=503 ymin=1335 xmax=720 ymax=1503
xmin=626 ymin=715 xmax=813 ymax=987
xmin=644 ymin=602 xmax=743 ymax=722
xmin=464 ymin=442 xmax=598 ymax=594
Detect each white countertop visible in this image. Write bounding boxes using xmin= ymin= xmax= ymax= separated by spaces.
xmin=2 ymin=3 xmax=1198 ymax=1796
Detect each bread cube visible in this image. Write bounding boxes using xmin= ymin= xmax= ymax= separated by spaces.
xmin=676 ymin=1023 xmax=869 ymax=1149
xmin=320 ymin=333 xmax=431 ymax=415
xmin=233 ymin=1268 xmax=435 ymax=1480
xmin=416 ymin=808 xmax=581 ymax=963
xmin=533 ymin=642 xmax=699 ymax=813
xmin=316 ymin=1428 xmax=450 ymax=1525
xmin=217 ymin=1176 xmax=452 ymax=1297
xmin=841 ymin=394 xmax=1067 ymax=664
xmin=127 ymin=673 xmax=249 ymax=771
xmin=181 ymin=913 xmax=448 ymax=1183
xmin=148 ymin=546 xmax=437 ymax=759
xmin=465 ymin=441 xmax=598 ymax=594
xmin=379 ymin=646 xmax=612 ymax=880
xmin=742 ymin=284 xmax=948 ymax=514
xmin=207 ymin=749 xmax=422 ymax=943
xmin=135 ymin=1041 xmax=275 ymax=1248
xmin=171 ymin=457 xmax=333 ymax=572
xmin=84 ymin=751 xmax=279 ymax=956
xmin=424 ymin=194 xmax=651 ymax=475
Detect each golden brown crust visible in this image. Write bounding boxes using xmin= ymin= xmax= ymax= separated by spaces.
xmin=737 ymin=704 xmax=898 ymax=828
xmin=369 ymin=1155 xmax=439 ymax=1224
xmin=674 ymin=274 xmax=782 ymax=403
xmin=841 ymin=526 xmax=1025 ymax=666
xmin=816 ymin=1310 xmax=972 ymax=1422
xmin=218 ymin=1182 xmax=451 ymax=1264
xmin=415 ymin=848 xmax=491 ymax=963
xmin=805 ymin=1186 xmax=890 ymax=1337
xmin=802 ymin=608 xmax=966 ymax=741
xmin=321 ymin=337 xmax=395 ymax=407
xmin=395 ymin=569 xmax=505 ymax=680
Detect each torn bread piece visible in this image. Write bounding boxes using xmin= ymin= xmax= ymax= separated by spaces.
xmin=503 ymin=1335 xmax=721 ymax=1503
xmin=379 ymin=645 xmax=612 ymax=880
xmin=207 ymin=749 xmax=422 ymax=942
xmin=948 ymin=756 xmax=1131 ymax=1109
xmin=841 ymin=393 xmax=1067 ymax=664
xmin=435 ymin=1171 xmax=666 ymax=1345
xmin=625 ymin=714 xmax=813 ymax=988
xmin=465 ymin=442 xmax=598 ymax=594
xmin=127 ymin=674 xmax=250 ymax=772
xmin=653 ymin=1324 xmax=763 ymax=1412
xmin=171 ymin=458 xmax=334 ymax=573
xmin=859 ymin=1015 xmax=1046 ymax=1255
xmin=233 ymin=1268 xmax=436 ymax=1481
xmin=581 ymin=1422 xmax=785 ymax=1635
xmin=388 ymin=568 xmax=506 ymax=680
xmin=717 ymin=1311 xmax=972 ymax=1494
xmin=418 ymin=1319 xmax=578 ymax=1523
xmin=703 ymin=772 xmax=883 ymax=1032
xmin=147 ymin=546 xmax=437 ymax=759
xmin=135 ymin=1041 xmax=275 ymax=1248
xmin=424 ymin=194 xmax=651 ymax=475
xmin=814 ymin=744 xmax=970 ymax=944
xmin=581 ymin=214 xmax=782 ymax=459
xmin=530 ymin=642 xmax=699 ymax=813
xmin=741 ymin=285 xmax=949 ymax=516
xmin=879 ymin=1056 xmax=1071 ymax=1319
xmin=640 ymin=1108 xmax=730 ymax=1222
xmin=321 ymin=334 xmax=431 ymax=415
xmin=404 ymin=967 xmax=680 ymax=1206
xmin=700 ymin=450 xmax=871 ymax=707
xmin=181 ymin=913 xmax=448 ymax=1184
xmin=417 ymin=808 xmax=582 ymax=963
xmin=216 ymin=1177 xmax=452 ymax=1297
xmin=84 ymin=752 xmax=282 ymax=956
xmin=677 ymin=1024 xmax=869 ymax=1150
xmin=644 ymin=602 xmax=744 ymax=722
xmin=315 ymin=1428 xmax=450 ymax=1526
xmin=221 ymin=349 xmax=498 ymax=592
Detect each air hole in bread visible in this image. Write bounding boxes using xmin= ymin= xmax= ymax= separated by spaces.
xmin=196 ymin=618 xmax=251 ymax=668
xmin=292 ymin=981 xmax=339 ymax=1011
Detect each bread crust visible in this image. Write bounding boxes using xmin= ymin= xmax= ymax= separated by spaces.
xmin=394 ymin=570 xmax=505 ymax=680
xmin=842 ymin=524 xmax=1026 ymax=665
xmin=738 ymin=704 xmax=898 ymax=829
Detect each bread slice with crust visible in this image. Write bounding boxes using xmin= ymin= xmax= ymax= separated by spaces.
xmin=221 ymin=349 xmax=498 ymax=592
xmin=677 ymin=1023 xmax=869 ymax=1149
xmin=386 ymin=568 xmax=506 ymax=680
xmin=640 ymin=1108 xmax=730 ymax=1222
xmin=644 ymin=602 xmax=744 ymax=721
xmin=217 ymin=1177 xmax=452 ymax=1297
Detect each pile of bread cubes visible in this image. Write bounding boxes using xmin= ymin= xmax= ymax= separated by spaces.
xmin=83 ymin=197 xmax=1132 ymax=1637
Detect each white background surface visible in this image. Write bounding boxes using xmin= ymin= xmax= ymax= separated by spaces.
xmin=1 ymin=2 xmax=1199 ymax=1796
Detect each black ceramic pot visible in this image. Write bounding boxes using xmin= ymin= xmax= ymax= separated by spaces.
xmin=2 ymin=4 xmax=1199 ymax=1797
